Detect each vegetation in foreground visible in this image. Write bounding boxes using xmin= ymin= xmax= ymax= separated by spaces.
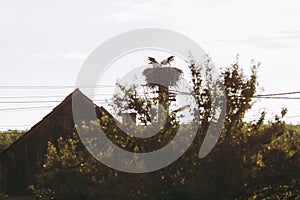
xmin=1 ymin=57 xmax=299 ymax=199
xmin=0 ymin=130 xmax=24 ymax=152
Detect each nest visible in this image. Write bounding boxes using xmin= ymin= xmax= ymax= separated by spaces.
xmin=143 ymin=67 xmax=183 ymax=87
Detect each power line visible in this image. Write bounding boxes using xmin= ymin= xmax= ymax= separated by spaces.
xmin=285 ymin=115 xmax=300 ymax=119
xmin=286 ymin=107 xmax=300 ymax=112
xmin=0 ymin=95 xmax=67 ymax=99
xmin=0 ymin=84 xmax=298 ymax=97
xmin=0 ymin=94 xmax=299 ymax=100
xmin=0 ymin=102 xmax=112 ymax=112
xmin=0 ymin=85 xmax=116 ymax=89
xmin=0 ymin=125 xmax=30 ymax=127
xmin=257 ymin=91 xmax=300 ymax=97
xmin=0 ymin=99 xmax=112 ymax=104
xmin=255 ymin=96 xmax=300 ymax=100
xmin=0 ymin=88 xmax=299 ymax=114
xmin=0 ymin=99 xmax=113 ymax=112
xmin=0 ymin=100 xmax=62 ymax=104
xmin=169 ymin=89 xmax=300 ymax=99
xmin=0 ymin=106 xmax=53 ymax=111
xmin=0 ymin=94 xmax=114 ymax=99
xmin=0 ymin=85 xmax=299 ymax=98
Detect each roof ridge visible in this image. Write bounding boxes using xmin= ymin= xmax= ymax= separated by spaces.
xmin=0 ymin=88 xmax=94 ymax=156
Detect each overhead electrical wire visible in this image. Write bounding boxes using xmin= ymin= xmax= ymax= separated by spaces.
xmin=0 ymin=94 xmax=114 ymax=99
xmin=0 ymin=85 xmax=116 ymax=89
xmin=0 ymin=106 xmax=54 ymax=111
xmin=0 ymin=88 xmax=299 ymax=121
xmin=0 ymin=99 xmax=111 ymax=104
xmin=285 ymin=115 xmax=300 ymax=119
xmin=256 ymin=91 xmax=300 ymax=97
xmin=255 ymin=96 xmax=300 ymax=100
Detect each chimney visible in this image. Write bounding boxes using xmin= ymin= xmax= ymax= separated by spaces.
xmin=122 ymin=112 xmax=137 ymax=125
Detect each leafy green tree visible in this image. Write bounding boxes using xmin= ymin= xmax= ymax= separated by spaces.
xmin=32 ymin=56 xmax=300 ymax=199
xmin=0 ymin=130 xmax=24 ymax=152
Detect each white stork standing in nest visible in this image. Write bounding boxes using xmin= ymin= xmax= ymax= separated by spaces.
xmin=148 ymin=56 xmax=175 ymax=68
xmin=148 ymin=57 xmax=161 ymax=68
xmin=160 ymin=56 xmax=174 ymax=66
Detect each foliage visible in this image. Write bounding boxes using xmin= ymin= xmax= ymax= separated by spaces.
xmin=112 ymin=83 xmax=155 ymax=125
xmin=244 ymin=179 xmax=300 ymax=199
xmin=30 ymin=133 xmax=116 ymax=200
xmin=0 ymin=193 xmax=8 ymax=200
xmin=0 ymin=130 xmax=24 ymax=152
xmin=31 ymin=57 xmax=300 ymax=199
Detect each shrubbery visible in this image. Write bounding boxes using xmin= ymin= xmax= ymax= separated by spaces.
xmin=31 ymin=59 xmax=300 ymax=199
xmin=0 ymin=130 xmax=24 ymax=152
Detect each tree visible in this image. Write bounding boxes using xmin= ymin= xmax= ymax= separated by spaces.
xmin=0 ymin=130 xmax=24 ymax=152
xmin=32 ymin=56 xmax=300 ymax=199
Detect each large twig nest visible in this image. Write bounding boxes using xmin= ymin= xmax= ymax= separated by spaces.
xmin=143 ymin=67 xmax=183 ymax=87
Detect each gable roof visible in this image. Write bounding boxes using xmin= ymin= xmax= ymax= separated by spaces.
xmin=0 ymin=88 xmax=110 ymax=156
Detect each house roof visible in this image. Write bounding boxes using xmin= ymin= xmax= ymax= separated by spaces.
xmin=0 ymin=88 xmax=111 ymax=156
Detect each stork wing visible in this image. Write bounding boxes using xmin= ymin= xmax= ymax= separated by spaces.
xmin=167 ymin=56 xmax=174 ymax=63
xmin=148 ymin=57 xmax=158 ymax=64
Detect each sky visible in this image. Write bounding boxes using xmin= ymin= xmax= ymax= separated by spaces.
xmin=1 ymin=0 xmax=300 ymax=130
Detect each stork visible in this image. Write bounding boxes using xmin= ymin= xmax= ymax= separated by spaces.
xmin=148 ymin=57 xmax=161 ymax=68
xmin=160 ymin=56 xmax=175 ymax=66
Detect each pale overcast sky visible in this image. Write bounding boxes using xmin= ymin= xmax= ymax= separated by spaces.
xmin=1 ymin=0 xmax=300 ymax=130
